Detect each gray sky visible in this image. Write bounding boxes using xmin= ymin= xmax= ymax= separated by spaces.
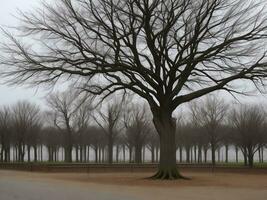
xmin=0 ymin=0 xmax=46 ymax=107
xmin=0 ymin=0 xmax=267 ymax=109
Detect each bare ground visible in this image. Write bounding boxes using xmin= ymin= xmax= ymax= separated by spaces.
xmin=0 ymin=169 xmax=267 ymax=200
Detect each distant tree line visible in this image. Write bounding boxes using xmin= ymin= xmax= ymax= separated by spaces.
xmin=0 ymin=91 xmax=266 ymax=167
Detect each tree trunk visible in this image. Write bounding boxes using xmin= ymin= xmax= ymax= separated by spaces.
xmin=179 ymin=146 xmax=183 ymax=163
xmin=87 ymin=146 xmax=90 ymax=162
xmin=135 ymin=145 xmax=142 ymax=164
xmin=156 ymin=146 xmax=159 ymax=162
xmin=235 ymin=146 xmax=239 ymax=163
xmin=225 ymin=144 xmax=228 ymax=163
xmin=217 ymin=147 xmax=220 ymax=163
xmin=248 ymin=147 xmax=254 ymax=168
xmin=194 ymin=145 xmax=197 ymax=163
xmin=94 ymin=147 xmax=98 ymax=163
xmin=151 ymin=113 xmax=185 ymax=179
xmin=122 ymin=145 xmax=126 ymax=163
xmin=27 ymin=145 xmax=31 ymax=162
xmin=64 ymin=145 xmax=72 ymax=163
xmin=151 ymin=145 xmax=155 ymax=163
xmin=261 ymin=147 xmax=264 ymax=163
xmin=204 ymin=148 xmax=208 ymax=163
xmin=211 ymin=143 xmax=216 ymax=166
xmin=198 ymin=146 xmax=202 ymax=163
xmin=186 ymin=146 xmax=190 ymax=163
xmin=129 ymin=146 xmax=132 ymax=163
xmin=33 ymin=145 xmax=37 ymax=162
xmin=116 ymin=145 xmax=119 ymax=163
xmin=108 ymin=136 xmax=113 ymax=164
xmin=40 ymin=145 xmax=43 ymax=162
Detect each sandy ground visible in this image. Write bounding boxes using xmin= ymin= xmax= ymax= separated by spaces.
xmin=0 ymin=170 xmax=267 ymax=200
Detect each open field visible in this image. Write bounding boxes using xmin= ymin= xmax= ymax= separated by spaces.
xmin=1 ymin=169 xmax=267 ymax=200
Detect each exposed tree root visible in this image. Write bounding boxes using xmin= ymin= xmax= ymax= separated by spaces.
xmin=149 ymin=168 xmax=191 ymax=180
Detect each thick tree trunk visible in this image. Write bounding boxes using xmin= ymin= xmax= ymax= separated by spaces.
xmin=64 ymin=145 xmax=72 ymax=163
xmin=135 ymin=145 xmax=142 ymax=163
xmin=248 ymin=148 xmax=254 ymax=168
xmin=151 ymin=113 xmax=185 ymax=179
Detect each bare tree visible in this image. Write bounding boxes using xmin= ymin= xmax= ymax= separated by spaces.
xmin=190 ymin=95 xmax=228 ymax=166
xmin=87 ymin=126 xmax=106 ymax=163
xmin=123 ymin=104 xmax=150 ymax=163
xmin=46 ymin=89 xmax=89 ymax=162
xmin=2 ymin=0 xmax=267 ymax=178
xmin=147 ymin=128 xmax=159 ymax=163
xmin=229 ymin=104 xmax=266 ymax=167
xmin=42 ymin=127 xmax=62 ymax=162
xmin=0 ymin=106 xmax=12 ymax=162
xmin=72 ymin=95 xmax=94 ymax=162
xmin=94 ymin=103 xmax=122 ymax=164
xmin=12 ymin=101 xmax=41 ymax=162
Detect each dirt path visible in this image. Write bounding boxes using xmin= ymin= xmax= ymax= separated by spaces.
xmin=0 ymin=170 xmax=267 ymax=200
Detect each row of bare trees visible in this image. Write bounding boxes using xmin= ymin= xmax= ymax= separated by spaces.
xmin=177 ymin=96 xmax=267 ymax=167
xmin=0 ymin=93 xmax=266 ymax=167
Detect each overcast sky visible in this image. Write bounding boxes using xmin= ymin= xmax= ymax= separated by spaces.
xmin=0 ymin=0 xmax=46 ymax=107
xmin=0 ymin=0 xmax=267 ymax=109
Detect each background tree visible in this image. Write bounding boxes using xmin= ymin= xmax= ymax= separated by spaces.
xmin=123 ymin=104 xmax=150 ymax=163
xmin=2 ymin=0 xmax=267 ymax=179
xmin=94 ymin=103 xmax=122 ymax=164
xmin=0 ymin=106 xmax=12 ymax=162
xmin=46 ymin=89 xmax=89 ymax=162
xmin=87 ymin=126 xmax=106 ymax=163
xmin=12 ymin=101 xmax=41 ymax=162
xmin=190 ymin=96 xmax=228 ymax=165
xmin=42 ymin=127 xmax=62 ymax=162
xmin=229 ymin=104 xmax=266 ymax=167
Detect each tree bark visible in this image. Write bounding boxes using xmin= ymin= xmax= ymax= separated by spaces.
xmin=151 ymin=113 xmax=185 ymax=179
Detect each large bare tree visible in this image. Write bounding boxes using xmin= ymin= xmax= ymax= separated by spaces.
xmin=2 ymin=0 xmax=267 ymax=178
